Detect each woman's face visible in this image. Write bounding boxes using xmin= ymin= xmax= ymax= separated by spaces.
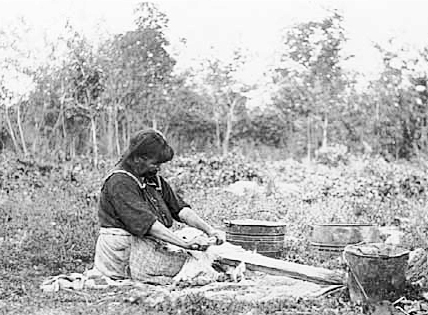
xmin=145 ymin=158 xmax=161 ymax=176
xmin=133 ymin=156 xmax=160 ymax=176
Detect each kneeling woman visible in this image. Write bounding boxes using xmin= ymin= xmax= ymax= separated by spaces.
xmin=93 ymin=129 xmax=225 ymax=280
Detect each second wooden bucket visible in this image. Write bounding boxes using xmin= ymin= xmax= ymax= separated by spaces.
xmin=224 ymin=219 xmax=287 ymax=258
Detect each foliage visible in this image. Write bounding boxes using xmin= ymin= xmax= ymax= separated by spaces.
xmin=272 ymin=12 xmax=349 ymax=159
xmin=164 ymin=75 xmax=217 ymax=152
xmin=362 ymin=44 xmax=428 ymax=159
xmin=315 ymin=143 xmax=349 ymax=167
xmin=0 ymin=18 xmax=37 ymax=156
xmin=232 ymin=108 xmax=290 ymax=147
xmin=162 ymin=152 xmax=263 ymax=191
xmin=2 ymin=5 xmax=428 ymax=161
xmin=100 ymin=2 xmax=176 ymax=128
xmin=197 ymin=49 xmax=253 ymax=156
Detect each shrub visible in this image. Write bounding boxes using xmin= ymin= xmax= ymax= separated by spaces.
xmin=315 ymin=144 xmax=349 ymax=167
xmin=163 ymin=152 xmax=263 ymax=191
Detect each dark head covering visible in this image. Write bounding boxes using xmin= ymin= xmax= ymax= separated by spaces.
xmin=120 ymin=129 xmax=174 ymax=164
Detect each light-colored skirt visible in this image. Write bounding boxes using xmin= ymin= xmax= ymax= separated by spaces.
xmin=129 ymin=235 xmax=189 ymax=280
xmin=93 ymin=227 xmax=189 ymax=280
xmin=94 ymin=228 xmax=132 ymax=279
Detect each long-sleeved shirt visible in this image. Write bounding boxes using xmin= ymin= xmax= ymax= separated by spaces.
xmin=98 ymin=168 xmax=190 ymax=238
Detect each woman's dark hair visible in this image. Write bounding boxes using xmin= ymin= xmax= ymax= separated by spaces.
xmin=122 ymin=129 xmax=174 ymax=165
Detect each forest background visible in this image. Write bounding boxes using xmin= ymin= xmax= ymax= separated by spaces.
xmin=1 ymin=1 xmax=428 ymax=164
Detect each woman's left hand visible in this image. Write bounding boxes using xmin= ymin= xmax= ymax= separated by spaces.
xmin=208 ymin=229 xmax=226 ymax=245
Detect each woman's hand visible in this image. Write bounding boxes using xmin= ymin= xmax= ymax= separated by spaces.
xmin=185 ymin=235 xmax=210 ymax=251
xmin=178 ymin=208 xmax=226 ymax=246
xmin=208 ymin=229 xmax=226 ymax=245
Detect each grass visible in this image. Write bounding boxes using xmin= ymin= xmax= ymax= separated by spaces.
xmin=1 ymin=153 xmax=427 ymax=314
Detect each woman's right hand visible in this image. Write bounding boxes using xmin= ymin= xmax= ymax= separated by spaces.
xmin=185 ymin=235 xmax=210 ymax=251
xmin=149 ymin=221 xmax=209 ymax=251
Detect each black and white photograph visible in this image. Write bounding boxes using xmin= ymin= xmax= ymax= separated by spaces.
xmin=1 ymin=0 xmax=428 ymax=314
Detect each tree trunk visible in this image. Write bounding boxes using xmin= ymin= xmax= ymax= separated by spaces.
xmin=71 ymin=137 xmax=76 ymax=161
xmin=322 ymin=115 xmax=328 ymax=148
xmin=152 ymin=116 xmax=157 ymax=130
xmin=375 ymin=102 xmax=380 ymax=122
xmin=163 ymin=122 xmax=170 ymax=137
xmin=307 ymin=115 xmax=312 ymax=162
xmin=32 ymin=100 xmax=47 ymax=157
xmin=122 ymin=123 xmax=126 ymax=149
xmin=90 ymin=115 xmax=98 ymax=167
xmin=5 ymin=107 xmax=20 ymax=153
xmin=421 ymin=114 xmax=428 ymax=155
xmin=222 ymin=99 xmax=237 ymax=157
xmin=60 ymin=104 xmax=68 ymax=154
xmin=32 ymin=121 xmax=39 ymax=156
xmin=395 ymin=138 xmax=399 ymax=160
xmin=0 ymin=108 xmax=3 ymax=150
xmin=214 ymin=112 xmax=221 ymax=154
xmin=114 ymin=105 xmax=121 ymax=156
xmin=106 ymin=106 xmax=114 ymax=158
xmin=50 ymin=102 xmax=64 ymax=149
xmin=62 ymin=111 xmax=67 ymax=159
xmin=126 ymin=112 xmax=131 ymax=145
xmin=59 ymin=83 xmax=67 ymax=156
xmin=16 ymin=103 xmax=28 ymax=156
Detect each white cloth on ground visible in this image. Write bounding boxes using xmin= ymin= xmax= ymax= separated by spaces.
xmin=40 ymin=272 xmax=133 ymax=292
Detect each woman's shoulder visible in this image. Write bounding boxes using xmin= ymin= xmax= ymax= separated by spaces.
xmin=104 ymin=169 xmax=144 ymax=190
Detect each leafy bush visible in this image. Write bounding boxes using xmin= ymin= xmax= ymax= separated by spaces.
xmin=315 ymin=144 xmax=349 ymax=167
xmin=163 ymin=152 xmax=263 ymax=191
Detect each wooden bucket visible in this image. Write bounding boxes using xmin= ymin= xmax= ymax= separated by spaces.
xmin=310 ymin=224 xmax=380 ymax=256
xmin=224 ymin=219 xmax=286 ymax=258
xmin=344 ymin=243 xmax=409 ymax=303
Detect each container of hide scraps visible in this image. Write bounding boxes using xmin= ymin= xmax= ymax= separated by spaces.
xmin=310 ymin=224 xmax=380 ymax=259
xmin=343 ymin=243 xmax=409 ymax=303
xmin=224 ymin=219 xmax=286 ymax=258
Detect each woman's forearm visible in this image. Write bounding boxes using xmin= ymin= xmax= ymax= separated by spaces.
xmin=148 ymin=221 xmax=189 ymax=248
xmin=178 ymin=207 xmax=215 ymax=235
